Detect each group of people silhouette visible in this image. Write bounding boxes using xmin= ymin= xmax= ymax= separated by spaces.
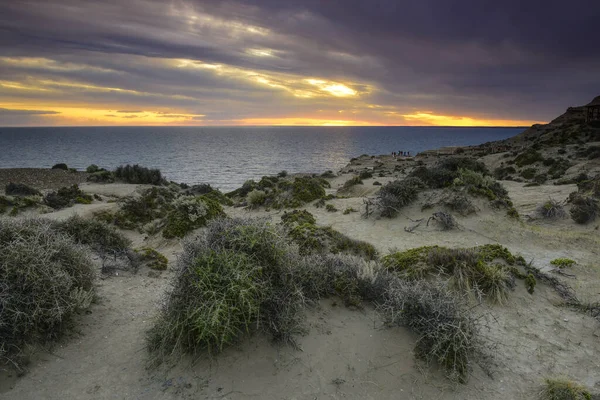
xmin=392 ymin=151 xmax=410 ymax=158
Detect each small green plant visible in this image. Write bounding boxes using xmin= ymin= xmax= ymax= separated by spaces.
xmin=343 ymin=207 xmax=357 ymax=215
xmin=136 ymin=247 xmax=168 ymax=270
xmin=540 ymin=378 xmax=592 ymax=400
xmin=325 ymin=204 xmax=338 ymax=212
xmin=507 ymin=207 xmax=520 ymax=219
xmin=550 ymin=258 xmax=575 ymax=269
xmin=87 ymin=170 xmax=115 ymax=183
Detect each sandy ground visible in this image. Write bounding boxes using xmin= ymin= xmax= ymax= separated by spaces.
xmin=1 ymin=165 xmax=600 ymax=399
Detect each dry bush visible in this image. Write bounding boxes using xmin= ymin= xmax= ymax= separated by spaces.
xmin=443 ymin=193 xmax=478 ymax=216
xmin=569 ymin=195 xmax=599 ymax=224
xmin=376 ymin=177 xmax=425 ymax=217
xmin=0 ymin=218 xmax=95 ymax=371
xmin=379 ymin=277 xmax=481 ymax=382
xmin=427 ymin=211 xmax=458 ymax=230
xmin=537 ymin=198 xmax=567 ymax=219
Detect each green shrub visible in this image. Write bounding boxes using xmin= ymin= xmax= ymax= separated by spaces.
xmin=0 ymin=196 xmax=12 ymax=214
xmin=114 ymin=164 xmax=165 ymax=185
xmin=507 ymin=207 xmax=520 ymax=219
xmin=376 ymin=177 xmax=424 ymax=217
xmin=287 ymin=223 xmax=377 ymax=260
xmin=540 ymin=378 xmax=592 ymax=400
xmin=43 ymin=184 xmax=92 ymax=209
xmin=550 ymin=258 xmax=575 ymax=269
xmin=114 ymin=187 xmax=177 ymax=229
xmin=321 ymin=170 xmax=336 ymax=178
xmin=382 ymin=244 xmax=524 ymax=303
xmin=136 ymin=247 xmax=168 ymax=270
xmin=342 ymin=175 xmax=363 ymax=189
xmin=147 ymin=218 xmax=306 ymax=363
xmin=86 ymin=164 xmax=106 ymax=173
xmin=515 ymin=149 xmax=544 ymax=167
xmin=443 ymin=193 xmax=477 ymax=216
xmin=247 ymin=189 xmax=267 ymax=208
xmin=343 ymin=207 xmax=358 ymax=215
xmin=54 ymin=215 xmax=131 ymax=253
xmin=0 ymin=218 xmax=95 ymax=371
xmin=292 ymin=177 xmax=327 ymax=203
xmin=51 ymin=163 xmax=68 ymax=170
xmin=359 ymin=170 xmax=373 ymax=180
xmin=521 ymin=168 xmax=537 ymax=179
xmin=162 ymin=195 xmax=224 ymax=238
xmin=281 ymin=209 xmax=316 ymax=226
xmin=5 ymin=182 xmax=41 ymax=197
xmin=87 ymin=170 xmax=114 ymax=183
xmin=325 ymin=204 xmax=338 ymax=212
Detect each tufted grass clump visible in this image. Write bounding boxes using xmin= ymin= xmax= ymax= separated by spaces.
xmin=146 ymin=218 xmax=307 ymax=364
xmin=376 ymin=177 xmax=425 ymax=217
xmin=379 ymin=277 xmax=480 ymax=383
xmin=341 ymin=175 xmax=363 ymax=190
xmin=0 ymin=217 xmax=95 ymax=371
xmin=382 ymin=244 xmax=525 ymax=303
xmin=54 ymin=215 xmax=131 ymax=254
xmin=114 ymin=164 xmax=165 ymax=185
xmin=43 ymin=184 xmax=92 ymax=209
xmin=540 ymin=378 xmax=592 ymax=400
xmin=537 ymin=198 xmax=567 ymax=219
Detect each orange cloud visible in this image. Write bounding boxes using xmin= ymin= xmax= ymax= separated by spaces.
xmin=401 ymin=111 xmax=541 ymax=127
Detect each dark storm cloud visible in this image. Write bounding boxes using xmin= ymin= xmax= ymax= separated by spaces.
xmin=1 ymin=0 xmax=599 ymax=123
xmin=0 ymin=108 xmax=60 ymax=116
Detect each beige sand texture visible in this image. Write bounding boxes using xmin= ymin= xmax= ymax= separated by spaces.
xmin=2 ymin=173 xmax=599 ymax=400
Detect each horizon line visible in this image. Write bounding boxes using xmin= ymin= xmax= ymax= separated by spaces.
xmin=0 ymin=124 xmax=532 ymax=129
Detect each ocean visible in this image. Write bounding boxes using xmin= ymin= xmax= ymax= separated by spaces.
xmin=0 ymin=126 xmax=522 ymax=192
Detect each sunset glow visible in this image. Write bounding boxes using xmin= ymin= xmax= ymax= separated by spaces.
xmin=2 ymin=1 xmax=593 ymax=127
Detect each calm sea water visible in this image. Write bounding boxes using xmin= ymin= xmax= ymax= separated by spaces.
xmin=0 ymin=126 xmax=522 ymax=192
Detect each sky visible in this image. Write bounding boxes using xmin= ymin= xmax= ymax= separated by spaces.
xmin=0 ymin=0 xmax=599 ymax=127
